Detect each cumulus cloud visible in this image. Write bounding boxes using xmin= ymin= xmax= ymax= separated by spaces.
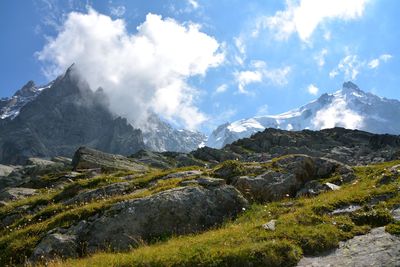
xmin=36 ymin=9 xmax=224 ymax=130
xmin=234 ymin=60 xmax=291 ymax=94
xmin=254 ymin=0 xmax=368 ymax=41
xmin=307 ymin=84 xmax=319 ymax=95
xmin=312 ymin=97 xmax=364 ymax=129
xmin=368 ymin=54 xmax=392 ymax=69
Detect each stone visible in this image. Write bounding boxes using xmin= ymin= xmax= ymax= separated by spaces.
xmin=78 ymin=185 xmax=248 ymax=253
xmin=330 ymin=205 xmax=362 ymax=216
xmin=179 ymin=177 xmax=226 ymax=187
xmin=0 ymin=187 xmax=37 ymax=202
xmin=297 ymin=227 xmax=400 ymax=267
xmin=63 ymin=182 xmax=131 ymax=205
xmin=72 ymin=147 xmax=147 ymax=172
xmin=30 ymin=233 xmax=78 ymax=262
xmin=0 ymin=164 xmax=14 ymax=177
xmin=392 ymin=206 xmax=400 ymax=222
xmin=162 ymin=170 xmax=203 ymax=180
xmin=262 ymin=219 xmax=276 ymax=231
xmin=233 ymin=155 xmax=351 ymax=202
xmin=26 ymin=158 xmax=57 ymax=167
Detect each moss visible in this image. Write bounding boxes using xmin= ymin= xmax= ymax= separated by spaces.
xmin=385 ymin=222 xmax=400 ymax=235
xmin=212 ymin=160 xmax=246 ymax=183
xmin=350 ymin=207 xmax=393 ymax=227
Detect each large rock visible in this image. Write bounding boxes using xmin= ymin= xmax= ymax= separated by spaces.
xmin=0 ymin=187 xmax=37 ymax=202
xmin=30 ymin=233 xmax=78 ymax=262
xmin=72 ymin=147 xmax=147 ymax=172
xmin=297 ymin=227 xmax=400 ymax=267
xmin=78 ymin=184 xmax=248 ymax=253
xmin=233 ymin=155 xmax=353 ymax=202
xmin=0 ymin=164 xmax=14 ymax=177
xmin=63 ymin=182 xmax=131 ymax=205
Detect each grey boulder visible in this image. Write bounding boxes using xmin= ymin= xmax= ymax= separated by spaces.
xmin=233 ymin=155 xmax=352 ymax=202
xmin=79 ymin=184 xmax=248 ymax=253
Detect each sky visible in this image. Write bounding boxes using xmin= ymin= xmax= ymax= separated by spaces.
xmin=0 ymin=0 xmax=399 ymax=133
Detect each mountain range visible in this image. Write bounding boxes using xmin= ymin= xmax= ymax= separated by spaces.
xmin=207 ymin=81 xmax=400 ymax=148
xmin=0 ymin=66 xmax=205 ymax=164
xmin=2 ymin=66 xmax=400 ymax=164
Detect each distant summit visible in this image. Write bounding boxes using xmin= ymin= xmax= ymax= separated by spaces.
xmin=207 ymin=82 xmax=400 ymax=148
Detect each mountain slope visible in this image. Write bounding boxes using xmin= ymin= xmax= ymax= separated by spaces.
xmin=0 ymin=66 xmax=146 ymax=164
xmin=0 ymin=66 xmax=206 ymax=164
xmin=207 ymin=82 xmax=400 ymax=148
xmin=143 ymin=114 xmax=206 ymax=153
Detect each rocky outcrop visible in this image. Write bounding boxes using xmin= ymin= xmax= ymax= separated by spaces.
xmin=29 ymin=183 xmax=248 ymax=260
xmin=0 ymin=66 xmax=146 ymax=165
xmin=72 ymin=147 xmax=147 ymax=172
xmin=218 ymin=127 xmax=400 ymax=165
xmin=297 ymin=227 xmax=400 ymax=267
xmin=232 ymin=155 xmax=353 ymax=202
xmin=63 ymin=182 xmax=131 ymax=205
xmin=30 ymin=233 xmax=79 ymax=262
xmin=0 ymin=187 xmax=37 ymax=202
xmin=78 ymin=185 xmax=247 ymax=253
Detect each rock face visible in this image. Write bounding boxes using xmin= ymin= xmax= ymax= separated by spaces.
xmin=0 ymin=187 xmax=37 ymax=202
xmin=0 ymin=66 xmax=146 ymax=165
xmin=297 ymin=227 xmax=400 ymax=267
xmin=76 ymin=185 xmax=248 ymax=253
xmin=72 ymin=147 xmax=147 ymax=172
xmin=219 ymin=127 xmax=400 ymax=165
xmin=143 ymin=114 xmax=206 ymax=153
xmin=232 ymin=155 xmax=353 ymax=202
xmin=207 ymin=82 xmax=400 ymax=148
xmin=30 ymin=233 xmax=78 ymax=262
xmin=63 ymin=182 xmax=131 ymax=205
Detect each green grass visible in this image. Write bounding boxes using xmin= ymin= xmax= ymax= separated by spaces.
xmin=1 ymin=159 xmax=399 ymax=266
xmin=45 ymin=160 xmax=399 ymax=267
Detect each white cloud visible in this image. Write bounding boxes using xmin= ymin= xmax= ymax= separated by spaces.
xmin=323 ymin=30 xmax=331 ymax=41
xmin=312 ymin=97 xmax=364 ymax=129
xmin=314 ymin=48 xmax=328 ymax=67
xmin=368 ymin=58 xmax=379 ymax=69
xmin=234 ymin=36 xmax=246 ymax=55
xmin=263 ymin=66 xmax=291 ymax=86
xmin=110 ymin=5 xmax=126 ymax=17
xmin=307 ymin=84 xmax=319 ymax=95
xmin=257 ymin=0 xmax=368 ymax=42
xmin=187 ymin=0 xmax=199 ymax=10
xmin=235 ymin=60 xmax=291 ymax=94
xmin=37 ymin=9 xmax=224 ymax=130
xmin=330 ymin=53 xmax=392 ymax=80
xmin=215 ymin=84 xmax=228 ymax=94
xmin=235 ymin=70 xmax=263 ymax=94
xmin=368 ymin=54 xmax=392 ymax=69
xmin=329 ymin=55 xmax=363 ymax=80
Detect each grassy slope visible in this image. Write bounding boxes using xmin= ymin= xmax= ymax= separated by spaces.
xmin=45 ymin=160 xmax=400 ymax=267
xmin=0 ymin=160 xmax=398 ymax=266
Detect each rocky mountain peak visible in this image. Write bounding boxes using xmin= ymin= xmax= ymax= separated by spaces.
xmin=14 ymin=80 xmax=37 ymax=97
xmin=207 ymin=82 xmax=400 ymax=148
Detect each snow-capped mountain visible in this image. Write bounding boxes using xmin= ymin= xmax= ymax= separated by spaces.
xmin=207 ymin=82 xmax=400 ymax=148
xmin=0 ymin=80 xmax=52 ymax=120
xmin=143 ymin=114 xmax=206 ymax=153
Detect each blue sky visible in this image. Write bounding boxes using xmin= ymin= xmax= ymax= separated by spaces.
xmin=1 ymin=0 xmax=399 ymax=132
